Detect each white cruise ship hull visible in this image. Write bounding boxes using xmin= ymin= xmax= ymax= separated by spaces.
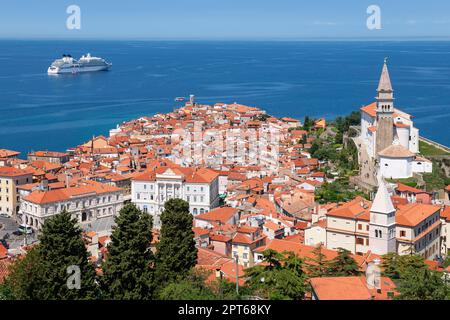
xmin=47 ymin=64 xmax=111 ymax=75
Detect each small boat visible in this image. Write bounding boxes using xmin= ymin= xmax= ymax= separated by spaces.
xmin=174 ymin=97 xmax=185 ymax=102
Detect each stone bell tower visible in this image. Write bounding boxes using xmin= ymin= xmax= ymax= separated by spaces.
xmin=375 ymin=58 xmax=395 ymax=156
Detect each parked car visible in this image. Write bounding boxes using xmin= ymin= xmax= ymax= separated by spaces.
xmin=0 ymin=213 xmax=10 ymax=218
xmin=17 ymin=224 xmax=33 ymax=235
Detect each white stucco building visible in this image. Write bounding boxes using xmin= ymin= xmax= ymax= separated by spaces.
xmin=20 ymin=181 xmax=125 ymax=231
xmin=132 ymin=166 xmax=220 ymax=227
xmin=323 ymin=177 xmax=442 ymax=260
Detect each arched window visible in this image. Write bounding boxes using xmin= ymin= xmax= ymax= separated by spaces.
xmin=193 ymin=208 xmax=198 ymax=215
xmin=200 ymin=208 xmax=205 ymax=214
xmin=375 ymin=230 xmax=379 ymax=238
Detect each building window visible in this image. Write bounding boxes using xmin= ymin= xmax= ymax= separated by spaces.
xmin=400 ymin=230 xmax=406 ymax=237
xmin=358 ymin=224 xmax=362 ymax=230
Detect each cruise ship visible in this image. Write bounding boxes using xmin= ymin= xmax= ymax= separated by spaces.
xmin=47 ymin=53 xmax=112 ymax=74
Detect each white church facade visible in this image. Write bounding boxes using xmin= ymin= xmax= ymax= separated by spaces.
xmin=359 ymin=59 xmax=432 ymax=179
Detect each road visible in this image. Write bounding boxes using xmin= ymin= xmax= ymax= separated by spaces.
xmin=0 ymin=216 xmax=38 ymax=250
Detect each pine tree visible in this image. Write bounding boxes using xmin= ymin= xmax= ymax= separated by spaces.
xmin=395 ymin=267 xmax=450 ymax=300
xmin=381 ymin=252 xmax=401 ymax=279
xmin=381 ymin=253 xmax=426 ymax=280
xmin=305 ymin=244 xmax=330 ymax=277
xmin=155 ymin=199 xmax=197 ymax=285
xmin=35 ymin=210 xmax=99 ymax=299
xmin=327 ymin=248 xmax=360 ymax=276
xmin=101 ymin=203 xmax=154 ymax=299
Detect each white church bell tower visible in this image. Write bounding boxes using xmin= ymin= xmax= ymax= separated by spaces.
xmin=369 ymin=174 xmax=397 ymax=255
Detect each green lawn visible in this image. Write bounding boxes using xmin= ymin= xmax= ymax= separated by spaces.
xmin=422 ymin=161 xmax=450 ymax=191
xmin=419 ymin=140 xmax=450 ymax=156
xmin=386 ymin=177 xmax=418 ymax=188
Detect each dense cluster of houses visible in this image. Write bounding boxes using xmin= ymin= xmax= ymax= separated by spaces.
xmin=1 ymin=91 xmax=449 ymax=299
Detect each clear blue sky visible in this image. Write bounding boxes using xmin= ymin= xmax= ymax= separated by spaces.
xmin=1 ymin=0 xmax=450 ymax=39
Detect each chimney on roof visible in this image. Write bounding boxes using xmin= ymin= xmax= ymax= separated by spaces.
xmin=39 ymin=179 xmax=48 ymax=191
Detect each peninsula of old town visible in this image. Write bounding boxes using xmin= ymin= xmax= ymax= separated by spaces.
xmin=1 ymin=60 xmax=450 ymax=301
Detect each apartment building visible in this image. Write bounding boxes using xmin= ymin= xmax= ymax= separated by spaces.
xmin=395 ymin=203 xmax=441 ymax=259
xmin=231 ymin=226 xmax=266 ymax=267
xmin=323 ymin=178 xmax=442 ymax=260
xmin=326 ymin=196 xmax=372 ymax=255
xmin=0 ymin=166 xmax=33 ymax=217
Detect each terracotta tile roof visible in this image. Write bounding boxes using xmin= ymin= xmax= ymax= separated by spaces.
xmin=210 ymin=234 xmax=232 ymax=242
xmin=24 ymin=181 xmax=122 ymax=205
xmin=0 ymin=166 xmax=33 ymax=177
xmin=311 ymin=276 xmax=372 ymax=300
xmin=195 ymin=207 xmax=238 ymax=224
xmin=360 ymin=102 xmax=377 ymax=117
xmin=192 ymin=227 xmax=210 ymax=237
xmin=0 ymin=149 xmax=20 ymax=158
xmin=310 ymin=276 xmax=396 ymax=300
xmin=264 ymin=220 xmax=283 ymax=231
xmin=326 ymin=196 xmax=371 ymax=221
xmin=378 ymin=144 xmax=415 ymax=158
xmin=29 ymin=151 xmax=68 ymax=158
xmin=0 ymin=243 xmax=8 ymax=259
xmin=441 ymin=206 xmax=450 ymax=222
xmin=396 ymin=183 xmax=428 ymax=194
xmin=395 ymin=203 xmax=441 ymax=227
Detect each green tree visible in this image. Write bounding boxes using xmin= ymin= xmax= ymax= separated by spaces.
xmin=327 ymin=248 xmax=360 ymax=276
xmin=395 ymin=267 xmax=450 ymax=300
xmin=0 ymin=282 xmax=13 ymax=300
xmin=155 ymin=199 xmax=197 ymax=286
xmin=380 ymin=252 xmax=401 ymax=279
xmin=245 ymin=249 xmax=307 ymax=300
xmin=1 ymin=247 xmax=43 ymax=299
xmin=159 ymin=269 xmax=217 ymax=300
xmin=101 ymin=203 xmax=154 ymax=299
xmin=381 ymin=253 xmax=427 ymax=280
xmin=305 ymin=244 xmax=330 ymax=278
xmin=303 ymin=116 xmax=315 ymax=132
xmin=38 ymin=211 xmax=99 ymax=299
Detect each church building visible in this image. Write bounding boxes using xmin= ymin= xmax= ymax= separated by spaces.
xmin=359 ymin=59 xmax=432 ymax=179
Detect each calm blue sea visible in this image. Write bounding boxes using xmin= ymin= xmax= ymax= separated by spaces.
xmin=0 ymin=40 xmax=449 ymax=155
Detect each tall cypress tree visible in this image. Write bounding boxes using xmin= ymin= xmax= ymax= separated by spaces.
xmin=101 ymin=203 xmax=154 ymax=299
xmin=155 ymin=199 xmax=197 ymax=285
xmin=35 ymin=210 xmax=99 ymax=299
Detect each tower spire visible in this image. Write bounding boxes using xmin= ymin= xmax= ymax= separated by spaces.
xmin=371 ymin=174 xmax=395 ymax=214
xmin=377 ymin=57 xmax=393 ymax=93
